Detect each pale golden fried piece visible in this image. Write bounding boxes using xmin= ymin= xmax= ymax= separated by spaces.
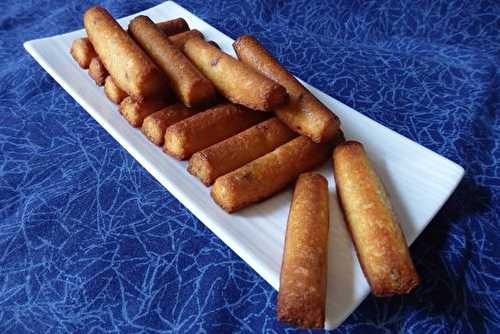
xmin=233 ymin=35 xmax=340 ymax=143
xmin=88 ymin=57 xmax=108 ymax=86
xmin=188 ymin=117 xmax=296 ymax=186
xmin=84 ymin=6 xmax=169 ymax=100
xmin=70 ymin=37 xmax=97 ymax=69
xmin=142 ymin=103 xmax=198 ymax=146
xmin=333 ymin=141 xmax=420 ymax=296
xmin=163 ymin=103 xmax=267 ymax=160
xmin=278 ymin=173 xmax=329 ymax=329
xmin=129 ymin=16 xmax=216 ymax=108
xmin=183 ymin=37 xmax=287 ymax=112
xmin=119 ymin=96 xmax=171 ymax=127
xmin=104 ymin=76 xmax=128 ymax=104
xmin=211 ymin=132 xmax=344 ymax=213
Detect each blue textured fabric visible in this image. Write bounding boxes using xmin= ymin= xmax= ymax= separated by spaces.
xmin=1 ymin=0 xmax=499 ymax=332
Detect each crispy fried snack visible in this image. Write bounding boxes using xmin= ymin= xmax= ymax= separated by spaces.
xmin=233 ymin=35 xmax=340 ymax=143
xmin=88 ymin=57 xmax=108 ymax=86
xmin=188 ymin=117 xmax=296 ymax=186
xmin=163 ymin=103 xmax=267 ymax=160
xmin=156 ymin=17 xmax=189 ymax=36
xmin=183 ymin=37 xmax=287 ymax=111
xmin=129 ymin=16 xmax=216 ymax=108
xmin=70 ymin=37 xmax=97 ymax=69
xmin=211 ymin=132 xmax=344 ymax=213
xmin=333 ymin=141 xmax=420 ymax=296
xmin=142 ymin=103 xmax=198 ymax=146
xmin=84 ymin=6 xmax=168 ymax=100
xmin=168 ymin=29 xmax=204 ymax=49
xmin=104 ymin=76 xmax=128 ymax=104
xmin=278 ymin=173 xmax=329 ymax=329
xmin=119 ymin=96 xmax=171 ymax=127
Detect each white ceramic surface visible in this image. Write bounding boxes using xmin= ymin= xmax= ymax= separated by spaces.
xmin=24 ymin=1 xmax=464 ymax=329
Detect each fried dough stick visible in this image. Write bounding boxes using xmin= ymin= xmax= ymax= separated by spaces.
xmin=119 ymin=96 xmax=171 ymax=127
xmin=211 ymin=132 xmax=344 ymax=213
xmin=278 ymin=173 xmax=329 ymax=329
xmin=129 ymin=16 xmax=216 ymax=108
xmin=164 ymin=103 xmax=267 ymax=160
xmin=233 ymin=35 xmax=340 ymax=143
xmin=333 ymin=141 xmax=420 ymax=296
xmin=84 ymin=6 xmax=168 ymax=100
xmin=104 ymin=76 xmax=127 ymax=104
xmin=70 ymin=37 xmax=97 ymax=69
xmin=142 ymin=103 xmax=198 ymax=146
xmin=188 ymin=117 xmax=297 ymax=186
xmin=183 ymin=38 xmax=287 ymax=112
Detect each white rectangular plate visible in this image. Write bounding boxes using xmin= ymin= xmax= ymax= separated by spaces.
xmin=24 ymin=1 xmax=464 ymax=329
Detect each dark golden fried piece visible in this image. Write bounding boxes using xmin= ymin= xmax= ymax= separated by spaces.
xmin=278 ymin=173 xmax=329 ymax=329
xmin=183 ymin=37 xmax=287 ymax=112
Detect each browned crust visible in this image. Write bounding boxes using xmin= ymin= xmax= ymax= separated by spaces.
xmin=233 ymin=35 xmax=340 ymax=142
xmin=163 ymin=103 xmax=267 ymax=160
xmin=141 ymin=103 xmax=198 ymax=146
xmin=119 ymin=96 xmax=171 ymax=128
xmin=332 ymin=141 xmax=420 ymax=296
xmin=104 ymin=76 xmax=128 ymax=104
xmin=155 ymin=17 xmax=189 ymax=36
xmin=88 ymin=57 xmax=108 ymax=86
xmin=277 ymin=173 xmax=329 ymax=329
xmin=83 ymin=6 xmax=169 ymax=100
xmin=187 ymin=117 xmax=297 ymax=186
xmin=168 ymin=29 xmax=204 ymax=49
xmin=183 ymin=37 xmax=288 ymax=112
xmin=129 ymin=16 xmax=216 ymax=108
xmin=70 ymin=37 xmax=97 ymax=69
xmin=211 ymin=132 xmax=344 ymax=213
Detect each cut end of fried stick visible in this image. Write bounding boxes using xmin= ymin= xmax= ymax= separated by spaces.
xmin=333 ymin=141 xmax=420 ymax=296
xmin=104 ymin=76 xmax=128 ymax=104
xmin=155 ymin=17 xmax=190 ymax=36
xmin=168 ymin=29 xmax=204 ymax=49
xmin=70 ymin=37 xmax=97 ymax=69
xmin=88 ymin=57 xmax=108 ymax=86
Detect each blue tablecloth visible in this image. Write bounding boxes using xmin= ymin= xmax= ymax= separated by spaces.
xmin=1 ymin=0 xmax=499 ymax=332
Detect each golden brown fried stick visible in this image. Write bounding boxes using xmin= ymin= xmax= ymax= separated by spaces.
xmin=164 ymin=103 xmax=267 ymax=160
xmin=188 ymin=117 xmax=297 ymax=186
xmin=211 ymin=132 xmax=344 ymax=213
xmin=142 ymin=103 xmax=198 ymax=146
xmin=233 ymin=35 xmax=340 ymax=143
xmin=156 ymin=17 xmax=189 ymax=36
xmin=333 ymin=141 xmax=420 ymax=296
xmin=183 ymin=37 xmax=287 ymax=111
xmin=129 ymin=16 xmax=216 ymax=108
xmin=88 ymin=57 xmax=108 ymax=86
xmin=119 ymin=96 xmax=171 ymax=127
xmin=168 ymin=29 xmax=204 ymax=49
xmin=70 ymin=37 xmax=97 ymax=69
xmin=84 ymin=6 xmax=168 ymax=100
xmin=278 ymin=173 xmax=329 ymax=329
xmin=104 ymin=76 xmax=128 ymax=104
